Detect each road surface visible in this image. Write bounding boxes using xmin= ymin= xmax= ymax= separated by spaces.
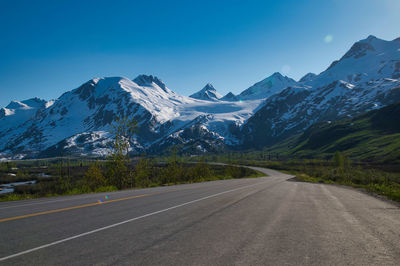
xmin=0 ymin=167 xmax=399 ymax=265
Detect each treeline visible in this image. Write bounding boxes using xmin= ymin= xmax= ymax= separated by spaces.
xmin=7 ymin=159 xmax=261 ymax=198
xmin=84 ymin=159 xmax=260 ymax=191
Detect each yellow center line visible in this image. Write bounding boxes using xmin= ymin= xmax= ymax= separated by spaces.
xmin=0 ymin=193 xmax=153 ymax=223
xmin=0 ymin=180 xmax=236 ymax=223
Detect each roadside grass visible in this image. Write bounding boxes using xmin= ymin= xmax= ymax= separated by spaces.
xmin=0 ymin=186 xmax=119 ymax=202
xmin=216 ymin=158 xmax=400 ymax=202
xmin=294 ymin=170 xmax=400 ymax=202
xmin=0 ymin=193 xmax=36 ymax=202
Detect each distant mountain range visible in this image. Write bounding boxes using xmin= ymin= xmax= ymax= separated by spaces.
xmin=1 ymin=35 xmax=399 ymax=159
xmin=241 ymin=35 xmax=400 ymax=147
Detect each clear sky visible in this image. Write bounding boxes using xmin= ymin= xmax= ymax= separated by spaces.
xmin=0 ymin=0 xmax=399 ymax=107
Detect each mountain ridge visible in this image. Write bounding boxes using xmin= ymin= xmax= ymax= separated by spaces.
xmin=266 ymin=102 xmax=400 ymax=162
xmin=240 ymin=34 xmax=400 ymax=148
xmin=1 ymin=35 xmax=399 ymax=159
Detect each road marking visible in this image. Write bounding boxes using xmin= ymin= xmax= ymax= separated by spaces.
xmin=0 ymin=188 xmax=159 ymax=210
xmin=0 ymin=179 xmax=254 ymax=221
xmin=0 ymin=179 xmax=268 ymax=262
xmin=0 ymin=194 xmax=108 ymax=210
xmin=0 ymin=193 xmax=152 ymax=223
xmin=0 ymin=178 xmax=240 ymax=210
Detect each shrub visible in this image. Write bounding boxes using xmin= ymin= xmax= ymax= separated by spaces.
xmin=83 ymin=163 xmax=106 ymax=191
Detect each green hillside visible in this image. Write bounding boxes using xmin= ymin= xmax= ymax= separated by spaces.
xmin=269 ymin=102 xmax=400 ymax=163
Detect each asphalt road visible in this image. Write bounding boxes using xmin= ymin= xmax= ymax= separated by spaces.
xmin=0 ymin=167 xmax=399 ymax=265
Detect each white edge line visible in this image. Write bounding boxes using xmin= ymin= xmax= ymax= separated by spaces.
xmin=0 ymin=179 xmax=267 ymax=262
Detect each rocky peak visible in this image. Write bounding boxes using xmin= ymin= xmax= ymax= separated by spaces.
xmin=190 ymin=83 xmax=221 ymax=101
xmin=221 ymin=92 xmax=238 ymax=101
xmin=133 ymin=74 xmax=169 ymax=93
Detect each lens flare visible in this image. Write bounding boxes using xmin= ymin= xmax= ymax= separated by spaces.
xmin=324 ymin=35 xmax=333 ymax=43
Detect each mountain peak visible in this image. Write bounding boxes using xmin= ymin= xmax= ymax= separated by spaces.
xmin=202 ymin=83 xmax=216 ymax=91
xmin=6 ymin=100 xmax=29 ymax=110
xmin=133 ymin=74 xmax=169 ymax=93
xmin=342 ymin=37 xmax=377 ymax=60
xmin=299 ymin=73 xmax=317 ymax=83
xmin=271 ymin=72 xmax=284 ymax=78
xmin=221 ymin=92 xmax=238 ymax=101
xmin=238 ymin=72 xmax=296 ymax=100
xmin=3 ymin=97 xmax=47 ymax=112
xmin=364 ymin=35 xmax=378 ymax=42
xmin=190 ymin=83 xmax=221 ymax=101
xmin=21 ymin=97 xmax=47 ymax=108
xmin=267 ymin=72 xmax=287 ymax=81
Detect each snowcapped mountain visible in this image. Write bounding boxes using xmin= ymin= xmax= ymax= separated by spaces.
xmin=241 ymin=35 xmax=400 ymax=147
xmin=190 ymin=83 xmax=222 ymax=101
xmin=238 ymin=72 xmax=297 ymax=100
xmin=0 ymin=76 xmax=261 ymax=158
xmin=310 ymin=35 xmax=400 ymax=86
xmin=0 ymin=98 xmax=48 ymax=141
xmin=221 ymin=92 xmax=239 ymax=101
xmin=1 ymin=35 xmax=399 ymax=158
xmin=0 ymin=98 xmax=47 ymax=120
xmin=133 ymin=74 xmax=170 ymax=93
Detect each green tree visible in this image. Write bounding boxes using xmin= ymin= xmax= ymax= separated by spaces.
xmin=55 ymin=159 xmax=71 ymax=193
xmin=111 ymin=116 xmax=137 ymax=157
xmin=343 ymin=153 xmax=351 ymax=169
xmin=164 ymin=147 xmax=183 ymax=184
xmin=106 ymin=156 xmax=128 ymax=189
xmin=192 ymin=159 xmax=212 ymax=180
xmin=333 ymin=151 xmax=344 ymax=168
xmin=106 ymin=116 xmax=137 ymax=189
xmin=135 ymin=158 xmax=153 ymax=187
xmin=83 ymin=163 xmax=106 ymax=191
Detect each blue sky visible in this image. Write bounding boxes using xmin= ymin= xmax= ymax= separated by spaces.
xmin=1 ymin=0 xmax=399 ymax=107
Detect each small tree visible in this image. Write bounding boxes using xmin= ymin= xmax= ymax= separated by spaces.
xmin=164 ymin=147 xmax=183 ymax=184
xmin=333 ymin=151 xmax=351 ymax=169
xmin=135 ymin=158 xmax=152 ymax=187
xmin=56 ymin=159 xmax=71 ymax=193
xmin=106 ymin=117 xmax=137 ymax=189
xmin=84 ymin=163 xmax=106 ymax=191
xmin=333 ymin=151 xmax=344 ymax=168
xmin=343 ymin=153 xmax=351 ymax=169
xmin=111 ymin=117 xmax=137 ymax=157
xmin=192 ymin=159 xmax=211 ymax=180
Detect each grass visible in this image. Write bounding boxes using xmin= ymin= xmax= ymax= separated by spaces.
xmin=225 ymin=159 xmax=400 ymax=202
xmin=0 ymin=185 xmax=119 ymax=202
xmin=296 ymin=173 xmax=400 ymax=203
xmin=261 ymin=102 xmax=400 ymax=164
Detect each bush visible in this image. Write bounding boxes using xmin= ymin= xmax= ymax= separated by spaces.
xmin=83 ymin=163 xmax=106 ymax=191
xmin=191 ymin=161 xmax=212 ymax=181
xmin=135 ymin=158 xmax=152 ymax=187
xmin=105 ymin=155 xmax=129 ymax=189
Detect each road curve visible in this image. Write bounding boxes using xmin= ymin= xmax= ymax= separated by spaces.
xmin=0 ymin=167 xmax=399 ymax=265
